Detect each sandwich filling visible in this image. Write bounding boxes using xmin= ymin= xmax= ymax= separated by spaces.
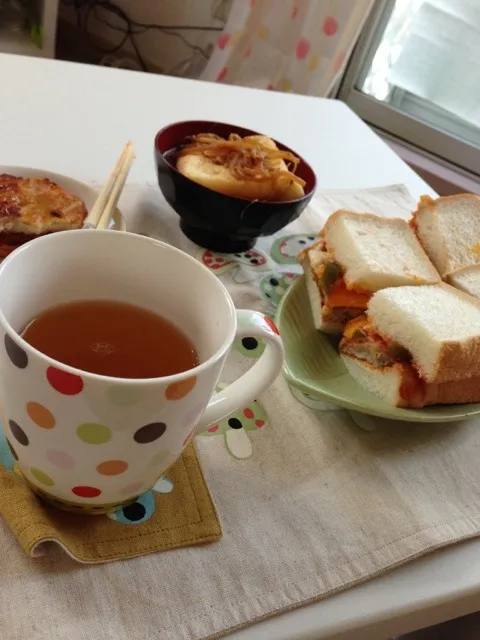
xmin=340 ymin=316 xmax=426 ymax=406
xmin=299 ymin=242 xmax=371 ymax=324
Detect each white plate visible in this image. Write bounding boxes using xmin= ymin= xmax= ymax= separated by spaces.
xmin=0 ymin=166 xmax=126 ymax=232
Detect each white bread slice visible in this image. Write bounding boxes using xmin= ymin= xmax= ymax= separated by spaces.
xmin=342 ymin=356 xmax=410 ymax=407
xmin=300 ymin=247 xmax=343 ymax=334
xmin=323 ymin=210 xmax=440 ymax=292
xmin=177 ymin=135 xmax=304 ymax=202
xmin=367 ymin=283 xmax=480 ymax=384
xmin=412 ymin=194 xmax=480 ymax=277
xmin=342 ymin=355 xmax=480 ymax=408
xmin=446 ymin=263 xmax=480 ymax=300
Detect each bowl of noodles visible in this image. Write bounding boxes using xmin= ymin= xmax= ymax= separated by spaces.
xmin=154 ymin=120 xmax=316 ymax=253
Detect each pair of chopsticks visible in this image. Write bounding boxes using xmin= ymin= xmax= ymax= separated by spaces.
xmin=83 ymin=141 xmax=136 ymax=230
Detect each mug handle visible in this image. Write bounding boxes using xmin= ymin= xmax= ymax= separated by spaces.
xmin=195 ymin=309 xmax=284 ymax=433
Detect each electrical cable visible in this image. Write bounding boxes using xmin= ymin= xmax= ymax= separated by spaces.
xmin=60 ymin=0 xmax=225 ymax=72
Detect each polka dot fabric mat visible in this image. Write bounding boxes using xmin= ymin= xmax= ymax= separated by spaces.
xmin=0 ymin=433 xmax=221 ymax=563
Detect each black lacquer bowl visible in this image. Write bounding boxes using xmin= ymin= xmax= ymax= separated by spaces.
xmin=154 ymin=120 xmax=317 ymax=253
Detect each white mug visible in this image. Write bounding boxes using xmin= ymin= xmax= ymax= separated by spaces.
xmin=0 ymin=230 xmax=283 ymax=513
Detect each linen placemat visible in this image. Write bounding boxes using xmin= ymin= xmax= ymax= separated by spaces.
xmin=2 ymin=182 xmax=480 ymax=640
xmin=0 ymin=428 xmax=221 ymax=563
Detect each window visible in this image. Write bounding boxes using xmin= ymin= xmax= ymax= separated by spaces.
xmin=338 ymin=0 xmax=480 ymax=176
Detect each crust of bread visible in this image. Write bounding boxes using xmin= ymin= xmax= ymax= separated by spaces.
xmin=368 ymin=282 xmax=480 ymax=384
xmin=446 ymin=263 xmax=480 ymax=278
xmin=324 ymin=210 xmax=410 ymax=249
xmin=430 ymin=281 xmax=480 ymax=306
xmin=342 ymin=355 xmax=410 ymax=407
xmin=415 ymin=283 xmax=480 ymax=382
xmin=414 ymin=193 xmax=480 ymax=212
xmin=323 ymin=209 xmax=440 ymax=291
xmin=300 ymin=257 xmax=343 ymax=334
xmin=415 ymin=284 xmax=480 ymax=383
xmin=446 ymin=263 xmax=480 ymax=299
xmin=342 ymin=353 xmax=480 ymax=407
xmin=424 ymin=375 xmax=480 ymax=405
xmin=325 ymin=209 xmax=405 ymax=228
xmin=412 ymin=194 xmax=480 ymax=276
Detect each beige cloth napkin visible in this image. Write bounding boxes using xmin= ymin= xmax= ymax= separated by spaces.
xmin=2 ymin=183 xmax=480 ymax=640
xmin=0 ymin=443 xmax=221 ymax=563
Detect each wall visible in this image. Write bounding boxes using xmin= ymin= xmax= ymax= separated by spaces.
xmin=59 ymin=0 xmax=228 ymax=73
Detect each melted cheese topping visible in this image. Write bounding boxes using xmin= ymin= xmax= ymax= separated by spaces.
xmin=325 ymin=280 xmax=371 ymax=309
xmin=343 ymin=315 xmax=370 ymax=339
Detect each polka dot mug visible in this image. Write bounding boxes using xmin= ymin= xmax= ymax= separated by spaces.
xmin=0 ymin=230 xmax=284 ymax=513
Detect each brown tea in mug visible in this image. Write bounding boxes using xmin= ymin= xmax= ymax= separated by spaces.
xmin=20 ymin=300 xmax=199 ymax=378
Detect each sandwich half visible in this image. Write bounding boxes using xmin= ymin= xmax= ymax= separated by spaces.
xmin=0 ymin=174 xmax=87 ymax=257
xmin=411 ymin=194 xmax=480 ymax=277
xmin=298 ymin=210 xmax=440 ymax=334
xmin=340 ymin=283 xmax=480 ymax=408
xmin=446 ymin=263 xmax=480 ymax=300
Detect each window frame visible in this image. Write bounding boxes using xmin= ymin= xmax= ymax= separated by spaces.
xmin=337 ymin=0 xmax=480 ymax=176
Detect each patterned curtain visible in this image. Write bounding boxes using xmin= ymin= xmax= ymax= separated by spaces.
xmin=201 ymin=0 xmax=374 ymax=97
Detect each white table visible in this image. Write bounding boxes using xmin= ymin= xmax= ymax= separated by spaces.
xmin=0 ymin=53 xmax=477 ymax=640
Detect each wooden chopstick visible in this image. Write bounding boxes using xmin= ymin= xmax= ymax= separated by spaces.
xmin=96 ymin=143 xmax=135 ymax=230
xmin=83 ymin=141 xmax=135 ymax=229
xmin=83 ymin=143 xmax=129 ymax=229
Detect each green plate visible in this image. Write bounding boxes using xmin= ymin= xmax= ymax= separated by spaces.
xmin=275 ymin=275 xmax=480 ymax=423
